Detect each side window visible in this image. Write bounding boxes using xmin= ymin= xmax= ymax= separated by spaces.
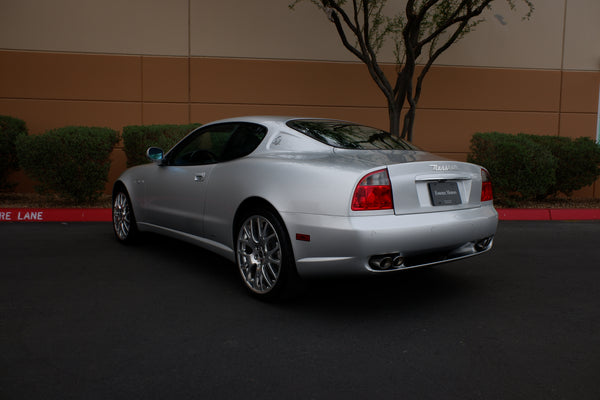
xmin=168 ymin=123 xmax=237 ymax=166
xmin=167 ymin=122 xmax=267 ymax=166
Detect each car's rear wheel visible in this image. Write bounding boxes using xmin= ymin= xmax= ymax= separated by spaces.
xmin=235 ymin=209 xmax=301 ymax=300
xmin=112 ymin=187 xmax=138 ymax=243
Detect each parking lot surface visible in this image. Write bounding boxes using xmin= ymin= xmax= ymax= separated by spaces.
xmin=1 ymin=221 xmax=599 ymax=399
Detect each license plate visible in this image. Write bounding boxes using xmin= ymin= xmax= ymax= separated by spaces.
xmin=428 ymin=181 xmax=461 ymax=206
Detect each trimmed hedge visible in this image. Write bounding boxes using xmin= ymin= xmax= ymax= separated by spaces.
xmin=122 ymin=123 xmax=201 ymax=167
xmin=468 ymin=132 xmax=600 ymax=201
xmin=0 ymin=115 xmax=28 ymax=191
xmin=526 ymin=135 xmax=600 ymax=197
xmin=468 ymin=132 xmax=557 ymax=201
xmin=16 ymin=126 xmax=119 ymax=203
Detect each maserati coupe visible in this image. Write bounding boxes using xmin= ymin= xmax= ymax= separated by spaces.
xmin=112 ymin=116 xmax=498 ymax=299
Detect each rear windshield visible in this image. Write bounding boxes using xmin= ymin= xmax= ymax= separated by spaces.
xmin=286 ymin=119 xmax=419 ymax=150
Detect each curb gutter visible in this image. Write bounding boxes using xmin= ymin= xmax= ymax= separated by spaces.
xmin=2 ymin=207 xmax=600 ymax=223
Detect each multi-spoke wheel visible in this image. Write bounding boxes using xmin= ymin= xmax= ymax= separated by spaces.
xmin=112 ymin=187 xmax=138 ymax=243
xmin=235 ymin=209 xmax=300 ymax=299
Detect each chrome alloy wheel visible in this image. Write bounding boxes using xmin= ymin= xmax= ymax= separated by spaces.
xmin=113 ymin=191 xmax=131 ymax=241
xmin=237 ymin=215 xmax=282 ymax=294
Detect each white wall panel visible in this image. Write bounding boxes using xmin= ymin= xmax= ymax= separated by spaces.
xmin=191 ymin=0 xmax=571 ymax=69
xmin=563 ymin=0 xmax=600 ymax=71
xmin=0 ymin=0 xmax=189 ymax=55
xmin=190 ymin=0 xmax=356 ymax=61
xmin=436 ymin=0 xmax=566 ymax=69
xmin=0 ymin=0 xmax=597 ymax=71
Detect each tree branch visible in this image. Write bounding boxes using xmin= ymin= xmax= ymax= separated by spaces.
xmin=293 ymin=0 xmax=535 ymax=140
xmin=324 ymin=0 xmax=394 ymax=100
xmin=415 ymin=18 xmax=472 ymax=105
xmin=419 ymin=1 xmax=492 ymax=50
xmin=327 ymin=10 xmax=366 ymax=62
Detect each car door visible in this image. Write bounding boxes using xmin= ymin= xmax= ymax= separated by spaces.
xmin=143 ymin=123 xmax=239 ymax=237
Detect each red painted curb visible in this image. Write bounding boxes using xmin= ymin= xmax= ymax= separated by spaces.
xmin=494 ymin=208 xmax=600 ymax=221
xmin=0 ymin=208 xmax=112 ymax=222
xmin=1 ymin=208 xmax=600 ymax=222
xmin=549 ymin=208 xmax=600 ymax=221
xmin=496 ymin=208 xmax=551 ymax=221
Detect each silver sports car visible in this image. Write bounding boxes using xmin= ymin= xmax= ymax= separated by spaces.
xmin=113 ymin=116 xmax=498 ymax=299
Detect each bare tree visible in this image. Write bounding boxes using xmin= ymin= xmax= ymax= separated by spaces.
xmin=290 ymin=0 xmax=533 ymax=141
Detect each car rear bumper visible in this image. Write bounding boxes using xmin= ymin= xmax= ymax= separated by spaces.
xmin=282 ymin=205 xmax=498 ymax=277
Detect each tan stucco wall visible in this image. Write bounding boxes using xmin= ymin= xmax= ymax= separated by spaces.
xmin=1 ymin=1 xmax=599 ymax=70
xmin=0 ymin=0 xmax=599 ymax=196
xmin=0 ymin=0 xmax=190 ymax=56
xmin=1 ymin=51 xmax=599 ymax=196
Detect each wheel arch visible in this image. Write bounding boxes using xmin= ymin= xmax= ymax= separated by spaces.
xmin=112 ymin=180 xmax=128 ymax=199
xmin=112 ymin=179 xmax=140 ymax=225
xmin=111 ymin=180 xmax=140 ymax=243
xmin=232 ymin=197 xmax=288 ymax=243
xmin=232 ymin=196 xmax=302 ymax=299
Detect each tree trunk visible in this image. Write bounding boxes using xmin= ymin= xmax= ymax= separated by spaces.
xmin=388 ymin=101 xmax=401 ymax=138
xmin=402 ymin=105 xmax=416 ymax=143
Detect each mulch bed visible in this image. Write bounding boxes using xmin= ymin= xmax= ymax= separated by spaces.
xmin=0 ymin=193 xmax=112 ymax=208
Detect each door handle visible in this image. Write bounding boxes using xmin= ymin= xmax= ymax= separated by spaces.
xmin=194 ymin=172 xmax=206 ymax=182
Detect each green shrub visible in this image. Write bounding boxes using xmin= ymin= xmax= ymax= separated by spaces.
xmin=122 ymin=123 xmax=201 ymax=167
xmin=468 ymin=132 xmax=558 ymax=201
xmin=16 ymin=126 xmax=119 ymax=203
xmin=0 ymin=115 xmax=28 ymax=191
xmin=524 ymin=134 xmax=600 ymax=197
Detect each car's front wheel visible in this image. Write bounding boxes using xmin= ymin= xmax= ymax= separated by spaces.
xmin=112 ymin=187 xmax=138 ymax=243
xmin=235 ymin=209 xmax=301 ymax=300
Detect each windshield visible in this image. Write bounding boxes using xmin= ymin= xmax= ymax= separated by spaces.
xmin=286 ymin=119 xmax=419 ymax=151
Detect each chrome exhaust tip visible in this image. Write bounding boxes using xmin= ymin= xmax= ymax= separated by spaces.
xmin=369 ymin=254 xmax=403 ymax=271
xmin=475 ymin=237 xmax=493 ymax=252
xmin=393 ymin=256 xmax=405 ymax=267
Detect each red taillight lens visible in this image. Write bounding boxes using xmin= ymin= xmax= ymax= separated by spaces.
xmin=481 ymin=168 xmax=493 ymax=202
xmin=351 ymin=169 xmax=393 ymax=211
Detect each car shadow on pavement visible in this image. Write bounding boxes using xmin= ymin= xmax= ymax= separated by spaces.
xmin=134 ymin=231 xmax=479 ymax=315
xmin=290 ymin=267 xmax=477 ymax=312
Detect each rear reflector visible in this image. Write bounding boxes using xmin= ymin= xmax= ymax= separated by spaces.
xmin=351 ymin=169 xmax=393 ymax=211
xmin=296 ymin=233 xmax=311 ymax=242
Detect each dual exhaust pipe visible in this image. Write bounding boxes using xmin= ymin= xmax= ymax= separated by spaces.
xmin=368 ymin=236 xmax=494 ymax=271
xmin=369 ymin=254 xmax=405 ymax=271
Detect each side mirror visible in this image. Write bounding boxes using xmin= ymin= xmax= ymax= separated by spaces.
xmin=146 ymin=147 xmax=164 ymax=164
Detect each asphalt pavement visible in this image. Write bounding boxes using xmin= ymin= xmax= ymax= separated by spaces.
xmin=1 ymin=221 xmax=599 ymax=399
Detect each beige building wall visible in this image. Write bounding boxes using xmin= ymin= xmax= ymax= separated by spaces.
xmin=3 ymin=0 xmax=598 ymax=70
xmin=1 ymin=0 xmax=599 ymax=196
xmin=0 ymin=0 xmax=190 ymax=56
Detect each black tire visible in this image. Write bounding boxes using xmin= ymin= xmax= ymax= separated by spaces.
xmin=112 ymin=187 xmax=139 ymax=244
xmin=235 ymin=208 xmax=302 ymax=300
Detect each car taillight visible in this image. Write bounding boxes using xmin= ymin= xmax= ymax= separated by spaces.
xmin=351 ymin=169 xmax=393 ymax=211
xmin=481 ymin=168 xmax=493 ymax=202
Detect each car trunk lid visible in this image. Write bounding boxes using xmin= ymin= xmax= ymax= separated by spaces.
xmin=387 ymin=160 xmax=482 ymax=215
xmin=332 ymin=149 xmax=483 ymax=215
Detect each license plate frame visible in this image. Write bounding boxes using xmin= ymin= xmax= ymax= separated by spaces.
xmin=428 ymin=181 xmax=462 ymax=206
